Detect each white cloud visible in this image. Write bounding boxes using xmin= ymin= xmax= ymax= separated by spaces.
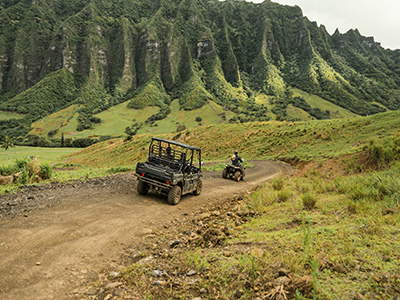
xmin=246 ymin=0 xmax=400 ymax=49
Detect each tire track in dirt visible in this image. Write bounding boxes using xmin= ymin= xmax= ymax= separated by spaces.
xmin=0 ymin=160 xmax=292 ymax=300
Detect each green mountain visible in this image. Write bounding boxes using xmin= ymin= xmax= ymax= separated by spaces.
xmin=0 ymin=0 xmax=399 ymax=143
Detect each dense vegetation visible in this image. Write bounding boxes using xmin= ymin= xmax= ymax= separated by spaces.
xmin=0 ymin=0 xmax=399 ymax=144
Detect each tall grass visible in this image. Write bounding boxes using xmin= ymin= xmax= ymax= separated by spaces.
xmin=335 ymin=163 xmax=400 ymax=207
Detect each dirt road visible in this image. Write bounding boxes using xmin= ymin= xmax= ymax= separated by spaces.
xmin=0 ymin=161 xmax=291 ymax=300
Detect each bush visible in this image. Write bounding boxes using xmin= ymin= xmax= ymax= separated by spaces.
xmin=275 ymin=188 xmax=292 ymax=203
xmin=301 ymin=193 xmax=318 ymax=210
xmin=107 ymin=166 xmax=133 ymax=174
xmin=366 ymin=137 xmax=400 ymax=168
xmin=39 ymin=164 xmax=53 ymax=180
xmin=271 ymin=176 xmax=285 ymax=191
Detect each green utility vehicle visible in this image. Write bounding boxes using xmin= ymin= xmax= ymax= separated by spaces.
xmin=135 ymin=138 xmax=203 ymax=205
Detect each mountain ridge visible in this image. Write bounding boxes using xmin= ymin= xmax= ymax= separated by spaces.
xmin=0 ymin=0 xmax=399 ymax=142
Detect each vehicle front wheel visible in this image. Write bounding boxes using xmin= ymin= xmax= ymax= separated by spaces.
xmin=193 ymin=179 xmax=202 ymax=196
xmin=137 ymin=180 xmax=149 ymax=195
xmin=168 ymin=185 xmax=181 ymax=205
xmin=234 ymin=171 xmax=241 ymax=182
xmin=222 ymin=168 xmax=228 ymax=179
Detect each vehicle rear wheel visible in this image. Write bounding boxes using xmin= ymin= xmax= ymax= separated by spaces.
xmin=234 ymin=171 xmax=241 ymax=182
xmin=222 ymin=168 xmax=228 ymax=179
xmin=137 ymin=180 xmax=149 ymax=195
xmin=193 ymin=179 xmax=202 ymax=196
xmin=168 ymin=185 xmax=181 ymax=205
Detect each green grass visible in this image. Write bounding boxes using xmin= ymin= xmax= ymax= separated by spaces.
xmin=286 ymin=104 xmax=311 ymax=120
xmin=0 ymin=110 xmax=25 ymax=120
xmin=29 ymin=105 xmax=80 ymax=136
xmin=291 ymin=88 xmax=358 ymax=119
xmin=64 ymin=110 xmax=400 ymax=168
xmin=254 ymin=93 xmax=277 ymax=120
xmin=0 ymin=146 xmax=80 ymax=165
xmin=27 ymin=99 xmax=237 ymax=139
xmin=137 ymin=99 xmax=237 ymax=135
xmin=235 ymin=164 xmax=400 ymax=299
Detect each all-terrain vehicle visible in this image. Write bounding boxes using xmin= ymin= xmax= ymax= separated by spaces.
xmin=222 ymin=164 xmax=245 ymax=181
xmin=135 ymin=137 xmax=203 ymax=205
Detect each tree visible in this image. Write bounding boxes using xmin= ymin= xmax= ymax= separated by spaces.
xmin=2 ymin=136 xmax=14 ymax=151
xmin=2 ymin=136 xmax=15 ymax=159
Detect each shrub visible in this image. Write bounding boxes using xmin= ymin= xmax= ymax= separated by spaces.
xmin=107 ymin=166 xmax=133 ymax=174
xmin=365 ymin=137 xmax=400 ymax=169
xmin=271 ymin=175 xmax=285 ymax=191
xmin=275 ymin=188 xmax=292 ymax=203
xmin=302 ymin=193 xmax=318 ymax=210
xmin=39 ymin=164 xmax=53 ymax=180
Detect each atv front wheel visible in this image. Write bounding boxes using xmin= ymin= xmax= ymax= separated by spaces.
xmin=168 ymin=185 xmax=182 ymax=205
xmin=137 ymin=180 xmax=149 ymax=195
xmin=222 ymin=168 xmax=228 ymax=179
xmin=234 ymin=171 xmax=241 ymax=182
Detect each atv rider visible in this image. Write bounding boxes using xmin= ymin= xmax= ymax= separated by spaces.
xmin=231 ymin=151 xmax=243 ymax=170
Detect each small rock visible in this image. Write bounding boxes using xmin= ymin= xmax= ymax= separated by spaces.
xmin=183 ymin=230 xmax=191 ymax=235
xmin=250 ymin=248 xmax=264 ymax=259
xmin=113 ymin=288 xmax=125 ymax=297
xmin=170 ymin=240 xmax=180 ymax=248
xmin=36 ymin=262 xmax=42 ymax=266
xmin=187 ymin=270 xmax=197 ymax=276
xmin=223 ymin=251 xmax=231 ymax=257
xmin=332 ymin=263 xmax=347 ymax=274
xmin=27 ymin=196 xmax=35 ymax=200
xmin=108 ymin=271 xmax=120 ymax=278
xmin=86 ymin=288 xmax=97 ymax=295
xmin=152 ymin=269 xmax=162 ymax=277
xmin=278 ymin=268 xmax=290 ymax=276
xmin=142 ymin=228 xmax=153 ymax=234
xmin=105 ymin=282 xmax=123 ymax=289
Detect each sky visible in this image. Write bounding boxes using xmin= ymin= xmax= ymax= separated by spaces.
xmin=247 ymin=0 xmax=400 ymax=50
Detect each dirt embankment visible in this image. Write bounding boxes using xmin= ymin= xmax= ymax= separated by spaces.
xmin=0 ymin=161 xmax=292 ymax=300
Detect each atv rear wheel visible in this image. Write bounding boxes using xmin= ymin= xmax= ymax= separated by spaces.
xmin=222 ymin=168 xmax=228 ymax=179
xmin=168 ymin=185 xmax=181 ymax=205
xmin=193 ymin=179 xmax=202 ymax=196
xmin=234 ymin=171 xmax=241 ymax=182
xmin=137 ymin=180 xmax=149 ymax=195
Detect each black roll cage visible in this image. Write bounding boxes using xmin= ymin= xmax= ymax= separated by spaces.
xmin=148 ymin=138 xmax=202 ymax=172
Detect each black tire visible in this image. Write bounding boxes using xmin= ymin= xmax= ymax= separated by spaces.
xmin=222 ymin=168 xmax=228 ymax=179
xmin=241 ymin=172 xmax=245 ymax=181
xmin=168 ymin=185 xmax=181 ymax=205
xmin=234 ymin=171 xmax=241 ymax=182
xmin=193 ymin=179 xmax=202 ymax=196
xmin=137 ymin=180 xmax=149 ymax=195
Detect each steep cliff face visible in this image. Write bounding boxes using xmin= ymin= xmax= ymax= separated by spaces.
xmin=0 ymin=0 xmax=399 ymax=136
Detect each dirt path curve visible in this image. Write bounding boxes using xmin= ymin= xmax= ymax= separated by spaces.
xmin=0 ymin=161 xmax=291 ymax=300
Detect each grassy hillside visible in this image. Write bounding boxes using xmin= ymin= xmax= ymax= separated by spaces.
xmin=63 ymin=110 xmax=400 ymax=168
xmin=0 ymin=146 xmax=79 ymax=165
xmin=291 ymin=88 xmax=358 ymax=119
xmin=0 ymin=111 xmax=24 ymax=120
xmin=28 ymin=99 xmax=238 ymax=139
xmin=27 ymin=87 xmax=359 ymax=141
